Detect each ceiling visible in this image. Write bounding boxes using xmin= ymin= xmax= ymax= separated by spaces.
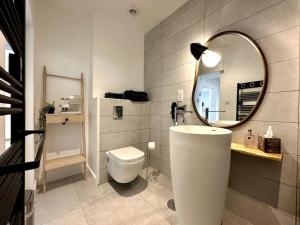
xmin=47 ymin=0 xmax=188 ymax=33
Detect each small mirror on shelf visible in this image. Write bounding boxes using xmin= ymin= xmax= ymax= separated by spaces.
xmin=60 ymin=95 xmax=82 ymax=113
xmin=191 ymin=31 xmax=268 ymax=128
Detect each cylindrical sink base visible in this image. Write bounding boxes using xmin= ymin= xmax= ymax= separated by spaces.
xmin=170 ymin=125 xmax=232 ymax=225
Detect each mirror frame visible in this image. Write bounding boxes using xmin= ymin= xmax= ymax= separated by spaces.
xmin=192 ymin=31 xmax=268 ymax=128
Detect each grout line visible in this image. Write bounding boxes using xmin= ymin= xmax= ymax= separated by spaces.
xmin=295 ymin=24 xmax=300 ymax=225
xmin=255 ymin=25 xmax=299 ymax=41
xmin=144 ymin=55 xmax=161 ymax=65
xmin=204 ymin=0 xmax=236 ymax=17
xmin=250 ymin=119 xmax=298 ymax=124
xmin=266 ymin=90 xmax=300 ymax=94
xmin=268 ymin=57 xmax=299 ymax=65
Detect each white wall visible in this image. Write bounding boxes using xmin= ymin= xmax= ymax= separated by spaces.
xmin=33 ymin=0 xmax=91 ymax=182
xmin=25 ymin=0 xmax=35 ymax=190
xmin=92 ymin=13 xmax=144 ymax=98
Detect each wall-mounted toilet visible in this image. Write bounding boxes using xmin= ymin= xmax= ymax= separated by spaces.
xmin=106 ymin=146 xmax=145 ymax=183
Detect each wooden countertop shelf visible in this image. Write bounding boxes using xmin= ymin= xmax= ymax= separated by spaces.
xmin=46 ymin=113 xmax=84 ymax=124
xmin=45 ymin=154 xmax=86 ymax=171
xmin=231 ymin=143 xmax=282 ymax=161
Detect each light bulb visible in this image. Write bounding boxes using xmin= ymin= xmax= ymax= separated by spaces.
xmin=202 ymin=50 xmax=221 ymax=68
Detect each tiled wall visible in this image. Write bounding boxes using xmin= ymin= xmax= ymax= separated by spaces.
xmin=144 ymin=0 xmax=300 ymax=224
xmin=98 ymin=98 xmax=151 ymax=184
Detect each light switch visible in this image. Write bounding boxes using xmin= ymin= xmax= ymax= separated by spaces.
xmin=177 ymin=89 xmax=184 ymax=102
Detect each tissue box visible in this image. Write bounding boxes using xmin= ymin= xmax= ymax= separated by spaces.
xmin=258 ymin=135 xmax=281 ymax=153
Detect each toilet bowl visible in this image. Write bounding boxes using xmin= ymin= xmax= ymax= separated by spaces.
xmin=106 ymin=146 xmax=145 ymax=183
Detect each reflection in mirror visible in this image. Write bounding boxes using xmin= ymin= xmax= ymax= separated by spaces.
xmin=192 ymin=32 xmax=267 ymax=128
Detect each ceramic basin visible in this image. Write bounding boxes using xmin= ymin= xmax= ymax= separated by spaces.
xmin=170 ymin=125 xmax=232 ymax=225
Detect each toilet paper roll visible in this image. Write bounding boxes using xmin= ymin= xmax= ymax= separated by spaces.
xmin=148 ymin=142 xmax=155 ymax=151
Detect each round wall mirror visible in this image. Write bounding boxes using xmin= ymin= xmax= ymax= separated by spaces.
xmin=192 ymin=31 xmax=268 ymax=128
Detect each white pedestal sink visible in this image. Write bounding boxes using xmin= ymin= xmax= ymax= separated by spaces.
xmin=170 ymin=125 xmax=232 ymax=225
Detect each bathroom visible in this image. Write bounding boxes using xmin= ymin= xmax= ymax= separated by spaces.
xmin=0 ymin=0 xmax=299 ymax=224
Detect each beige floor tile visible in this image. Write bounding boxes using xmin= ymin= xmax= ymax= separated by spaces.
xmin=83 ymin=192 xmax=165 ymax=225
xmin=222 ymin=209 xmax=253 ymax=225
xmin=130 ymin=175 xmax=174 ymax=211
xmin=42 ymin=208 xmax=88 ymax=225
xmin=35 ymin=184 xmax=81 ymax=225
xmin=74 ymin=175 xmax=116 ymax=205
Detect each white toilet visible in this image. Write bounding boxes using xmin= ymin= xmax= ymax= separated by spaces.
xmin=106 ymin=146 xmax=145 ymax=183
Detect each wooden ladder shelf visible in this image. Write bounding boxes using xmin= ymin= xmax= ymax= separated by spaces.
xmin=42 ymin=66 xmax=86 ymax=192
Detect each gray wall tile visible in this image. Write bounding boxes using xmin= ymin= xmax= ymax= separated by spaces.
xmin=162 ymin=0 xmax=204 ymax=40
xmin=257 ymin=27 xmax=299 ymax=64
xmin=268 ymin=59 xmax=299 ymax=92
xmin=226 ymin=189 xmax=295 ymax=225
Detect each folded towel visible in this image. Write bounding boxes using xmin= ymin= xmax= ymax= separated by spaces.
xmin=124 ymin=90 xmax=148 ymax=102
xmin=104 ymin=92 xmax=124 ymax=99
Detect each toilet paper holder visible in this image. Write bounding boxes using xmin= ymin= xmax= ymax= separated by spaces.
xmin=146 ymin=142 xmax=159 ymax=183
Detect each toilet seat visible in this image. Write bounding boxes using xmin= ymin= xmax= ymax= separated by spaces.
xmin=108 ymin=146 xmax=144 ymax=163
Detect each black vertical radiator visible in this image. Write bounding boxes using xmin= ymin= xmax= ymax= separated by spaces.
xmin=0 ymin=1 xmax=44 ymax=225
xmin=236 ymin=80 xmax=263 ymax=121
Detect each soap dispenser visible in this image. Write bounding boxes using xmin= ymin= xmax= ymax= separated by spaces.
xmin=244 ymin=129 xmax=256 ymax=148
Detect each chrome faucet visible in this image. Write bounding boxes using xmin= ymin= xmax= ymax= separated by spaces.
xmin=171 ymin=102 xmax=193 ymax=126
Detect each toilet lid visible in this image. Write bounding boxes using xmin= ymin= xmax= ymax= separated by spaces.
xmin=109 ymin=146 xmax=145 ymax=163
